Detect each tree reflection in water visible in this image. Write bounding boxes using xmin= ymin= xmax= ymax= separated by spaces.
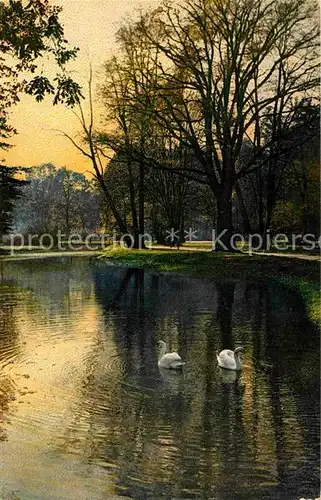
xmin=89 ymin=263 xmax=319 ymax=499
xmin=0 ymin=259 xmax=318 ymax=499
xmin=0 ymin=281 xmax=25 ymax=442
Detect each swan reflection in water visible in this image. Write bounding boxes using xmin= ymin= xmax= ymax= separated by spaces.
xmin=158 ymin=366 xmax=186 ymax=395
xmin=218 ymin=367 xmax=242 ymax=384
xmin=159 ymin=366 xmax=185 ymax=381
xmin=159 ymin=365 xmax=241 ymax=386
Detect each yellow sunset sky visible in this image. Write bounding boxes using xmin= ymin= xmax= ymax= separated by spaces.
xmin=5 ymin=0 xmax=161 ymax=174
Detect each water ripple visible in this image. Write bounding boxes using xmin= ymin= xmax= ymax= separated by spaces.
xmin=0 ymin=259 xmax=319 ymax=500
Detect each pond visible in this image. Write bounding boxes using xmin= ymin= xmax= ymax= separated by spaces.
xmin=0 ymin=257 xmax=319 ymax=500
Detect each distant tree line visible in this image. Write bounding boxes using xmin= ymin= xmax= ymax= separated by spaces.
xmin=11 ymin=164 xmax=100 ymax=237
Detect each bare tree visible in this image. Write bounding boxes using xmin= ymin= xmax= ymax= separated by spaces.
xmin=58 ymin=68 xmax=128 ymax=236
xmin=126 ymin=0 xmax=319 ymax=249
xmin=98 ymin=29 xmax=163 ymax=246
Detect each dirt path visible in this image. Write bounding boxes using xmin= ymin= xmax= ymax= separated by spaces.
xmin=148 ymin=243 xmax=321 ymax=261
xmin=0 ymin=250 xmax=100 ymax=261
xmin=1 ymin=245 xmax=320 ymax=262
xmin=251 ymin=251 xmax=320 ymax=261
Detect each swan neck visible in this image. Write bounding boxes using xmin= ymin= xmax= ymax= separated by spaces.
xmin=235 ymin=354 xmax=242 ymax=369
xmin=159 ymin=343 xmax=167 ymax=359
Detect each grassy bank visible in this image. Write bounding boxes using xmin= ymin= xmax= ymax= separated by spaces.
xmin=275 ymin=277 xmax=321 ymax=323
xmin=101 ymin=246 xmax=319 ymax=280
xmin=101 ymin=246 xmax=320 ymax=324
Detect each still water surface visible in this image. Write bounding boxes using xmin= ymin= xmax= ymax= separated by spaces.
xmin=0 ymin=257 xmax=319 ymax=500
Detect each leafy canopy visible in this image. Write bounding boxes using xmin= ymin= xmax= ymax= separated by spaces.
xmin=0 ymin=0 xmax=83 ymax=122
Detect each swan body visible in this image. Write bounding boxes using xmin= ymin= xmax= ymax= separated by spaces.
xmin=216 ymin=347 xmax=244 ymax=371
xmin=158 ymin=340 xmax=185 ymax=369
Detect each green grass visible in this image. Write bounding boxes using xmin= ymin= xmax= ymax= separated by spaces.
xmin=274 ymin=276 xmax=321 ymax=323
xmin=101 ymin=246 xmax=320 ymax=324
xmin=101 ymin=246 xmax=319 ymax=279
xmin=299 ymin=281 xmax=321 ymax=323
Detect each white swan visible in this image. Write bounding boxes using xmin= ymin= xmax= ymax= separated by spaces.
xmin=158 ymin=340 xmax=185 ymax=369
xmin=216 ymin=346 xmax=244 ymax=371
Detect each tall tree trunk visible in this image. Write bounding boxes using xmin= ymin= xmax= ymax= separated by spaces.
xmin=95 ymin=171 xmax=127 ymax=235
xmin=263 ymin=163 xmax=278 ymax=249
xmin=87 ymin=133 xmax=128 ymax=236
xmin=65 ymin=202 xmax=70 ymax=235
xmin=138 ymin=160 xmax=146 ymax=249
xmin=216 ymin=282 xmax=235 ymax=348
xmin=127 ymin=162 xmax=139 ymax=248
xmin=213 ymin=182 xmax=234 ymax=251
xmin=234 ymin=181 xmax=252 ymax=234
xmin=300 ymin=168 xmax=308 ymax=234
xmin=254 ymin=170 xmax=265 ymax=235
